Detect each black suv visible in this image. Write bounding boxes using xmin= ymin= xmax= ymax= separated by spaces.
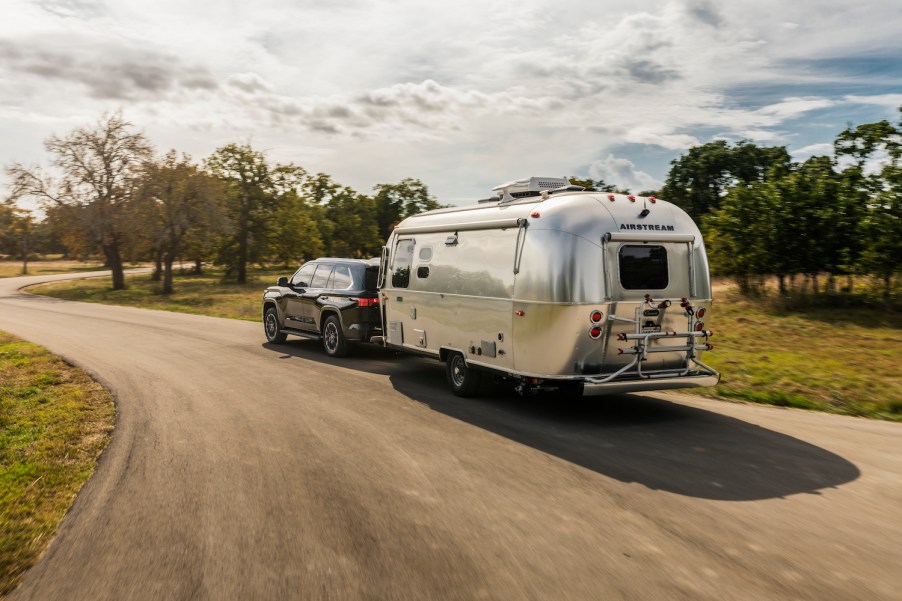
xmin=262 ymin=258 xmax=382 ymax=357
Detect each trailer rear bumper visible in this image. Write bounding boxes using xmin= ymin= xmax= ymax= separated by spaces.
xmin=581 ymin=372 xmax=720 ymax=396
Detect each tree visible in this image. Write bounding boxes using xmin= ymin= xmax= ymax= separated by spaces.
xmin=568 ymin=177 xmax=629 ymax=194
xmin=303 ymin=173 xmax=381 ymax=257
xmin=139 ymin=151 xmax=224 ymax=294
xmin=702 ymin=182 xmax=776 ymax=293
xmin=661 ymin=140 xmax=790 ymax=221
xmin=835 ymin=111 xmax=902 ymax=298
xmin=0 ymin=205 xmax=33 ymax=274
xmin=268 ymin=164 xmax=325 ymax=265
xmin=6 ymin=112 xmax=153 ymax=289
xmin=373 ymin=178 xmax=443 ymax=240
xmin=205 ymin=144 xmax=278 ymax=284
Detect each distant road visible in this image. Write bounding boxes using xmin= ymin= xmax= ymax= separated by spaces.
xmin=1 ymin=271 xmax=900 ymax=600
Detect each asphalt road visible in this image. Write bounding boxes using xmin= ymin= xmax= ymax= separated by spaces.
xmin=1 ymin=271 xmax=900 ymax=600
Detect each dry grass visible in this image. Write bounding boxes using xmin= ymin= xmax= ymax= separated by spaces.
xmin=29 ymin=267 xmax=285 ymax=322
xmin=0 ymin=261 xmax=104 ymax=278
xmin=697 ymin=283 xmax=901 ymax=420
xmin=0 ymin=331 xmax=115 ymax=597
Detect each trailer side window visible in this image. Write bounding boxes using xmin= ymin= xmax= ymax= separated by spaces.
xmin=619 ymin=245 xmax=668 ymax=290
xmin=392 ymin=239 xmax=415 ymax=288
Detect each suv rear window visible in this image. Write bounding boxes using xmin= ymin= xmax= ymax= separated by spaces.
xmin=619 ymin=245 xmax=668 ymax=290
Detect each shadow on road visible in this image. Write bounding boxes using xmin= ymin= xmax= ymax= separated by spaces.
xmin=264 ymin=339 xmax=861 ymax=502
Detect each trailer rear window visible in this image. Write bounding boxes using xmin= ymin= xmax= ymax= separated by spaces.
xmin=619 ymin=245 xmax=668 ymax=290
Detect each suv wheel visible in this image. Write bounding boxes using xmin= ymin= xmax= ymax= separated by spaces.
xmin=446 ymin=352 xmax=482 ymax=397
xmin=264 ymin=306 xmax=287 ymax=344
xmin=322 ymin=315 xmax=350 ymax=357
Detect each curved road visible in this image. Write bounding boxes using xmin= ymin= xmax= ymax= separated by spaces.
xmin=1 ymin=271 xmax=900 ymax=600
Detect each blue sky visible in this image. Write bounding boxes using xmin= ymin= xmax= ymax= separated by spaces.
xmin=2 ymin=0 xmax=901 ymax=206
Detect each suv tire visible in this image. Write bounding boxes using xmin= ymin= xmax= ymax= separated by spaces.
xmin=322 ymin=315 xmax=350 ymax=357
xmin=264 ymin=306 xmax=287 ymax=344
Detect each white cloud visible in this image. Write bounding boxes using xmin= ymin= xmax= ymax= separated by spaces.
xmin=588 ymin=155 xmax=663 ymax=193
xmin=791 ymin=143 xmax=834 ymax=158
xmin=1 ymin=0 xmax=901 ymax=202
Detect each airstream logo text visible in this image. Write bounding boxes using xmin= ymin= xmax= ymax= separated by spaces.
xmin=620 ymin=224 xmax=676 ymax=231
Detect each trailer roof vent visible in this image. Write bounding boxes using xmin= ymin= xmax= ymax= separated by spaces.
xmin=492 ymin=177 xmax=580 ymax=203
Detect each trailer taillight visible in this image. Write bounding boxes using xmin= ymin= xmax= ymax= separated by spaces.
xmin=357 ymin=298 xmax=379 ymax=307
xmin=589 ymin=326 xmax=602 ymax=339
xmin=590 ymin=310 xmax=603 ymax=323
xmin=696 ymin=307 xmax=706 ymax=318
xmin=694 ymin=321 xmax=705 ymax=331
xmin=649 ymin=196 xmax=657 ymax=203
xmin=608 ymin=194 xmax=616 ymax=201
xmin=628 ymin=195 xmax=636 ymax=202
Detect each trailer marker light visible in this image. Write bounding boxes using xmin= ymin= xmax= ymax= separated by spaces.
xmin=516 ymin=310 xmax=525 ymax=317
xmin=589 ymin=326 xmax=602 ymax=339
xmin=696 ymin=307 xmax=706 ymax=318
xmin=590 ymin=310 xmax=603 ymax=322
xmin=629 ymin=195 xmax=636 ymax=202
xmin=531 ymin=211 xmax=540 ymax=218
xmin=608 ymin=194 xmax=616 ymax=201
xmin=649 ymin=196 xmax=657 ymax=203
xmin=695 ymin=321 xmax=705 ymax=331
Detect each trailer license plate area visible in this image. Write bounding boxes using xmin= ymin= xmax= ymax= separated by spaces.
xmin=641 ymin=325 xmax=662 ymax=333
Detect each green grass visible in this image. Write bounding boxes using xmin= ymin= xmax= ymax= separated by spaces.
xmin=0 ymin=261 xmax=104 ymax=278
xmin=28 ymin=269 xmax=902 ymax=421
xmin=0 ymin=331 xmax=115 ymax=597
xmin=28 ymin=267 xmax=285 ymax=322
xmin=694 ymin=288 xmax=901 ymax=421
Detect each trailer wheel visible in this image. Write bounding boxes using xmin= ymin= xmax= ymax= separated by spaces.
xmin=446 ymin=352 xmax=482 ymax=397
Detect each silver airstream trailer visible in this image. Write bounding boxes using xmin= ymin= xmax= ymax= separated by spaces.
xmin=377 ymin=177 xmax=719 ymax=397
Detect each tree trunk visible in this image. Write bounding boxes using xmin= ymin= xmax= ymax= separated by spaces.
xmin=778 ymin=274 xmax=786 ymax=296
xmin=152 ymin=250 xmax=163 ymax=282
xmin=104 ymin=244 xmax=126 ymax=290
xmin=194 ymin=258 xmax=203 ymax=275
xmin=21 ymin=233 xmax=28 ymax=276
xmin=163 ymin=255 xmax=174 ymax=295
xmin=811 ymin=273 xmax=819 ymax=295
xmin=885 ymin=273 xmax=892 ymax=300
xmin=237 ymin=205 xmax=249 ymax=284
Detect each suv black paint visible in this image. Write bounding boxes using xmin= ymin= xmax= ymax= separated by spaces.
xmin=262 ymin=258 xmax=382 ymax=357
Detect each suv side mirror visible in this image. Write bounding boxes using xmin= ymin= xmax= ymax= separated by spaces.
xmin=277 ymin=276 xmax=289 ymax=287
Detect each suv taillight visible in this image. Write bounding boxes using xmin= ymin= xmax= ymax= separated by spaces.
xmin=357 ymin=298 xmax=379 ymax=307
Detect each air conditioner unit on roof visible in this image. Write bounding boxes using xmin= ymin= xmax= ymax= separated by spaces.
xmin=492 ymin=177 xmax=571 ymax=200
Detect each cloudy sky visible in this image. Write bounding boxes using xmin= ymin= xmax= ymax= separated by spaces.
xmin=2 ymin=0 xmax=901 ymax=205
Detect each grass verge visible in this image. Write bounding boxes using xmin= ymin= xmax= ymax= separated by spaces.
xmin=0 ymin=261 xmax=104 ymax=278
xmin=28 ymin=267 xmax=281 ymax=321
xmin=0 ymin=331 xmax=115 ymax=597
xmin=28 ymin=269 xmax=902 ymax=421
xmin=694 ymin=287 xmax=901 ymax=421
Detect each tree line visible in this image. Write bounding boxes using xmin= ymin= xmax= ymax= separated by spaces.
xmin=2 ymin=113 xmax=441 ymax=293
xmin=2 ymin=109 xmax=900 ymax=301
xmin=657 ymin=109 xmax=901 ymax=301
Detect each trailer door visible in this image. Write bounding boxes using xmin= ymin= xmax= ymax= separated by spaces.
xmin=383 ymin=237 xmax=415 ymax=345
